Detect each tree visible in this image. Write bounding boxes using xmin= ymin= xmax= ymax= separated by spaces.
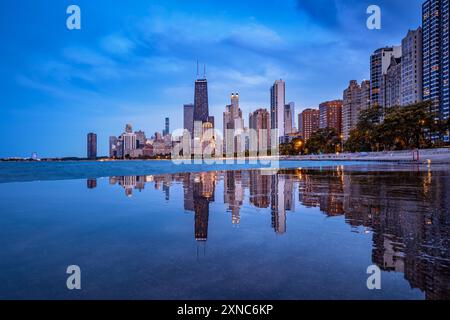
xmin=305 ymin=128 xmax=340 ymax=154
xmin=344 ymin=101 xmax=447 ymax=152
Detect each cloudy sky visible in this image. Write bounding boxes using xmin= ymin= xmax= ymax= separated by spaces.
xmin=0 ymin=0 xmax=423 ymax=157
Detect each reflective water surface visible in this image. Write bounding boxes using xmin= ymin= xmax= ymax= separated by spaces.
xmin=0 ymin=165 xmax=449 ymax=300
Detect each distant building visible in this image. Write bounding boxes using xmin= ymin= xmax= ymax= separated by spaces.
xmin=284 ymin=102 xmax=295 ymax=134
xmin=423 ymin=0 xmax=449 ymax=129
xmin=163 ymin=118 xmax=170 ymax=136
xmin=125 ymin=123 xmax=133 ymax=134
xmin=342 ymin=80 xmax=371 ymax=140
xmin=249 ymin=108 xmax=271 ymax=152
xmin=223 ymin=93 xmax=245 ymax=155
xmin=319 ymin=100 xmax=343 ymax=135
xmin=184 ymin=104 xmax=194 ymax=137
xmin=87 ymin=132 xmax=97 ymax=159
xmin=270 ymin=79 xmax=286 ymax=138
xmin=109 ymin=136 xmax=118 ymax=158
xmin=385 ymin=56 xmax=403 ymax=108
xmin=370 ymin=46 xmax=402 ymax=108
xmin=299 ymin=108 xmax=320 ymax=141
xmin=401 ymin=28 xmax=423 ymax=106
xmin=135 ymin=131 xmax=146 ymax=149
xmin=123 ymin=132 xmax=137 ymax=157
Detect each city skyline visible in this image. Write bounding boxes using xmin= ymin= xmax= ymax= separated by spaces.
xmin=0 ymin=1 xmax=424 ymax=158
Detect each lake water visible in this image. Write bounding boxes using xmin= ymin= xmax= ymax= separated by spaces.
xmin=0 ymin=161 xmax=449 ymax=300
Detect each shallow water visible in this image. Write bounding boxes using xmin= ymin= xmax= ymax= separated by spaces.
xmin=0 ymin=162 xmax=449 ymax=300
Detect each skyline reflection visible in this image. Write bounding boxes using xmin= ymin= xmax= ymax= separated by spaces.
xmin=93 ymin=167 xmax=449 ymax=300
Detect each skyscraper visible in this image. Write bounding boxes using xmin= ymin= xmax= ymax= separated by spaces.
xmin=223 ymin=93 xmax=244 ymax=155
xmin=299 ymin=108 xmax=320 ymax=141
xmin=319 ymin=100 xmax=343 ymax=135
xmin=123 ymin=125 xmax=137 ymax=158
xmin=184 ymin=103 xmax=194 ymax=136
xmin=194 ymin=75 xmax=209 ymax=123
xmin=87 ymin=132 xmax=97 ymax=159
xmin=423 ymin=0 xmax=449 ymax=130
xmin=249 ymin=108 xmax=271 ymax=152
xmin=401 ymin=28 xmax=423 ymax=106
xmin=284 ymin=102 xmax=296 ymax=134
xmin=370 ymin=46 xmax=402 ymax=108
xmin=342 ymin=80 xmax=371 ymax=140
xmin=270 ymin=79 xmax=286 ymax=138
xmin=163 ymin=117 xmax=170 ymax=137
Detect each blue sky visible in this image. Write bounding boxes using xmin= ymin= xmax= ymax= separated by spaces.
xmin=0 ymin=0 xmax=423 ymax=158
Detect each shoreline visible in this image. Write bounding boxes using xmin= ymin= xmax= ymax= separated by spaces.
xmin=2 ymin=148 xmax=450 ymax=164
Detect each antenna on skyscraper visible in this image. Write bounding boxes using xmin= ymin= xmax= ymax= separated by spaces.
xmin=196 ymin=60 xmax=199 ymax=78
xmin=203 ymin=64 xmax=206 ymax=78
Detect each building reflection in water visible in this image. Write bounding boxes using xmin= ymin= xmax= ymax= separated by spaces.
xmin=90 ymin=166 xmax=449 ymax=299
xmin=87 ymin=178 xmax=97 ymax=189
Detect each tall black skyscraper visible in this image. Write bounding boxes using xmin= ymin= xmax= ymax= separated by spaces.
xmin=194 ymin=65 xmax=209 ymax=123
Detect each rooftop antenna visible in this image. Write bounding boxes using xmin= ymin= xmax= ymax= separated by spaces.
xmin=203 ymin=64 xmax=206 ymax=79
xmin=196 ymin=60 xmax=199 ymax=78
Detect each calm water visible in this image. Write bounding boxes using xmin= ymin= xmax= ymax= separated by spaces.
xmin=0 ymin=162 xmax=449 ymax=300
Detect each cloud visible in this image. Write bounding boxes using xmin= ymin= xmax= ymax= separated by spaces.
xmin=296 ymin=0 xmax=340 ymax=28
xmin=100 ymin=34 xmax=136 ymax=56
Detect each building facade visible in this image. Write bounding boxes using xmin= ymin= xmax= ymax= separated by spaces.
xmin=385 ymin=56 xmax=403 ymax=108
xmin=270 ymin=79 xmax=286 ymax=139
xmin=319 ymin=100 xmax=343 ymax=135
xmin=299 ymin=108 xmax=320 ymax=141
xmin=423 ymin=0 xmax=449 ymax=130
xmin=401 ymin=28 xmax=423 ymax=106
xmin=342 ymin=80 xmax=371 ymax=140
xmin=249 ymin=108 xmax=271 ymax=152
xmin=370 ymin=46 xmax=402 ymax=108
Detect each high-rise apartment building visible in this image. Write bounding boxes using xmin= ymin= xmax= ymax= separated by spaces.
xmin=299 ymin=108 xmax=320 ymax=141
xmin=270 ymin=79 xmax=286 ymax=138
xmin=342 ymin=80 xmax=371 ymax=140
xmin=319 ymin=100 xmax=343 ymax=135
xmin=401 ymin=28 xmax=423 ymax=106
xmin=284 ymin=102 xmax=296 ymax=134
xmin=249 ymin=108 xmax=271 ymax=152
xmin=370 ymin=46 xmax=402 ymax=108
xmin=385 ymin=56 xmax=403 ymax=107
xmin=423 ymin=0 xmax=449 ymax=129
xmin=87 ymin=132 xmax=97 ymax=159
xmin=123 ymin=131 xmax=137 ymax=157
